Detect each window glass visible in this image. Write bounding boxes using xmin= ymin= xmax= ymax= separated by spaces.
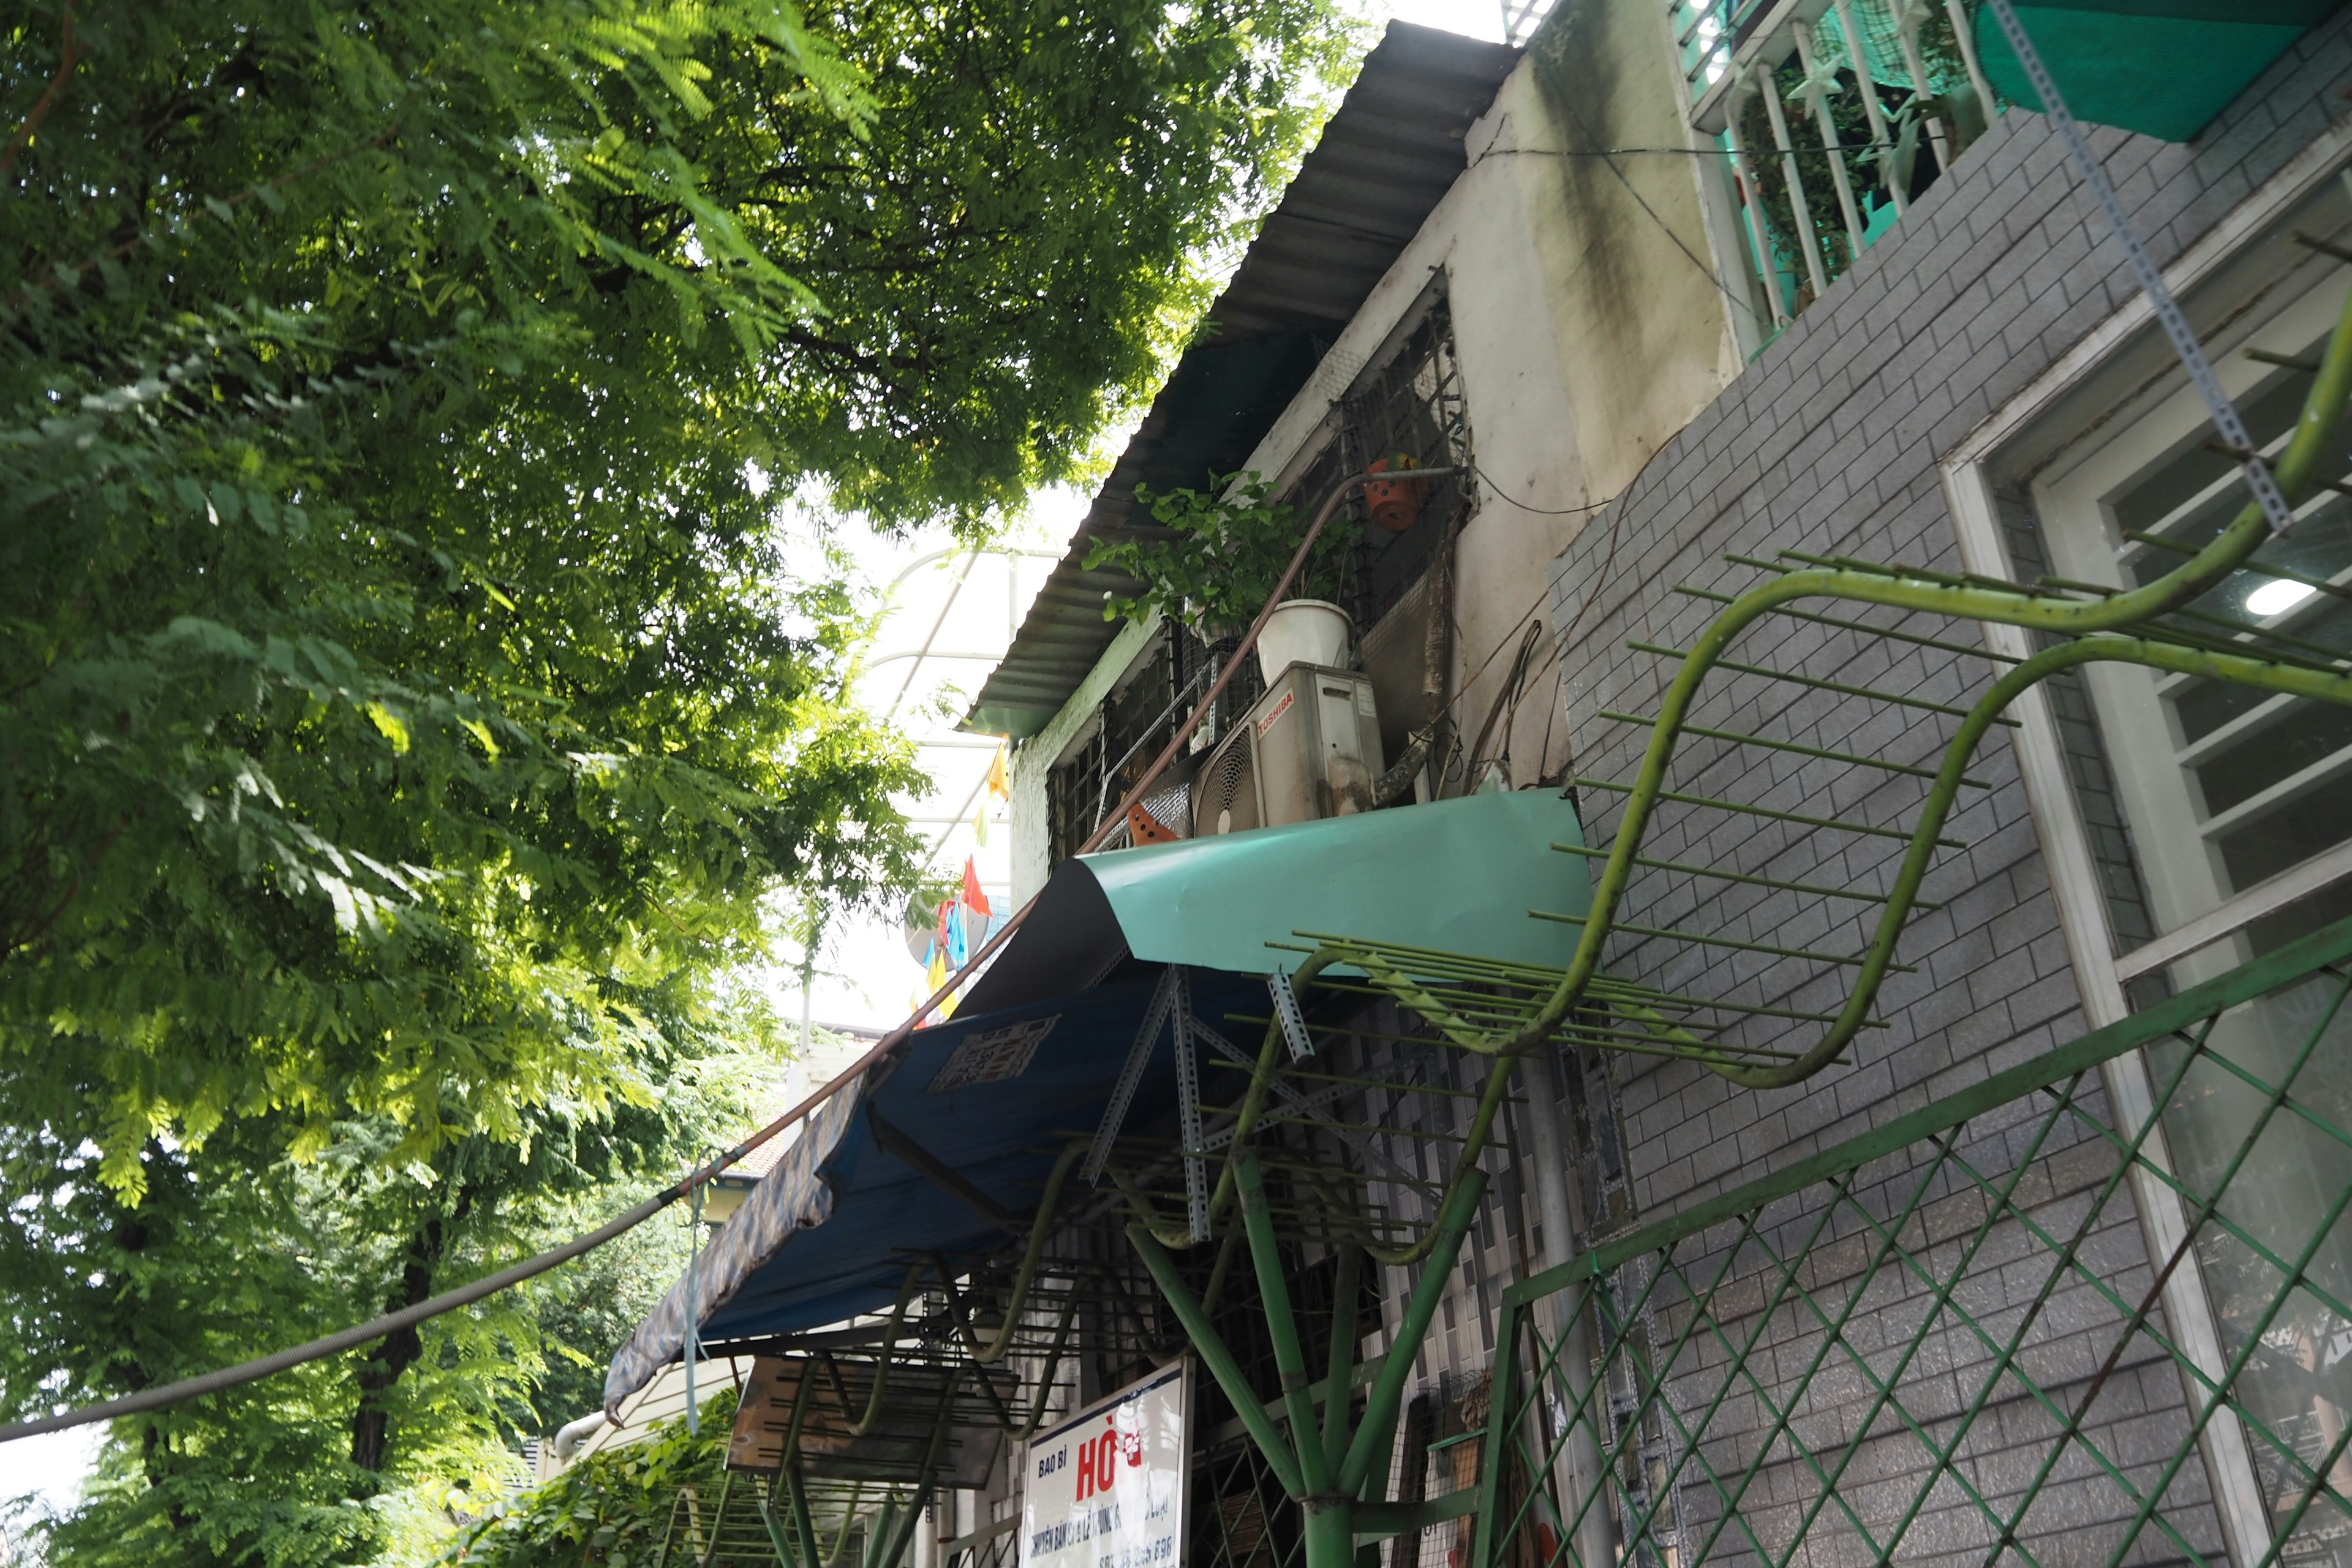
xmin=2030 ymin=269 xmax=2352 ymax=970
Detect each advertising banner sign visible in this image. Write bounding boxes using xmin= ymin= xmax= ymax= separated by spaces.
xmin=1021 ymin=1362 xmax=1189 ymax=1568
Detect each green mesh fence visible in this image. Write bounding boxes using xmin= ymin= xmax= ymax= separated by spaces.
xmin=1472 ymin=914 xmax=2352 ymax=1568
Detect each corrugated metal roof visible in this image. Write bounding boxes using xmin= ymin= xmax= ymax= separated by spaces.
xmin=963 ymin=21 xmax=1520 ymax=738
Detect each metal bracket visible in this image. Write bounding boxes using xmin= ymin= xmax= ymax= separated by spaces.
xmin=1189 ymin=1016 xmax=1427 ymax=1204
xmin=1173 ymin=968 xmax=1210 ymax=1242
xmin=1196 ymin=1077 xmax=1357 ymax=1152
xmin=868 ymin=1104 xmax=1019 ymax=1227
xmin=1084 ymin=967 xmax=1177 ymax=1185
xmin=1269 ymin=970 xmax=1314 ymax=1061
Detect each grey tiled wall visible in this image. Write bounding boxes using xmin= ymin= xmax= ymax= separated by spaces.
xmin=1525 ymin=18 xmax=2352 ymax=1554
xmin=1545 ymin=6 xmax=2352 ymax=1227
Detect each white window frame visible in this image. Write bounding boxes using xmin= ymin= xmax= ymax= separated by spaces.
xmin=1939 ymin=116 xmax=2352 ymax=1568
xmin=2028 ymin=268 xmax=2352 ymax=986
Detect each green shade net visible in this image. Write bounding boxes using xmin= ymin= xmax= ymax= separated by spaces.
xmin=1975 ymin=0 xmax=2337 ymax=143
xmin=1080 ymin=788 xmax=1591 ymax=977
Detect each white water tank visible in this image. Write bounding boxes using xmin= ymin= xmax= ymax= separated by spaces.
xmin=1255 ymin=600 xmax=1352 ymax=682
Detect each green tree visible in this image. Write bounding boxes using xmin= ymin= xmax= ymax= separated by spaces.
xmin=0 ymin=0 xmax=1352 ymax=1561
xmin=1087 ymin=471 xmax=1354 ymax=633
xmin=440 ymin=1388 xmax=742 ymax=1568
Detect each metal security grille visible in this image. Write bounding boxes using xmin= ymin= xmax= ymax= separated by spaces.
xmin=1331 ymin=298 xmax=1474 ymax=635
xmin=1044 ymin=629 xmax=1211 ymax=865
xmin=1667 ymin=0 xmax=1994 ymax=331
xmin=1197 ymin=1436 xmax=1304 ymax=1568
xmin=1472 ymin=913 xmax=2352 ymax=1568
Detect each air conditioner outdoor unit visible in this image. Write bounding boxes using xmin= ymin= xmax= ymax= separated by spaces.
xmin=1191 ymin=663 xmax=1383 ymax=835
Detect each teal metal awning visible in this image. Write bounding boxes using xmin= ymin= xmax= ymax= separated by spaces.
xmin=958 ymin=789 xmax=1593 ymax=1017
xmin=1976 ymin=0 xmax=2339 ymax=143
xmin=1085 ymin=789 xmax=1591 ymax=978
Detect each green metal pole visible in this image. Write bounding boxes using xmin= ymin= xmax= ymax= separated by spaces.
xmin=1125 ymin=1224 xmax=1305 ymax=1498
xmin=780 ymin=1371 xmax=825 ymax=1568
xmin=1499 ymin=279 xmax=2352 ymax=1079
xmin=866 ymin=1502 xmax=900 ymax=1568
xmin=1517 ymin=634 xmax=2352 ymax=1091
xmin=1337 ymin=1168 xmax=1490 ymax=1499
xmin=1321 ymin=1242 xmax=1363 ymax=1480
xmin=759 ymin=1474 xmax=801 ymax=1568
xmin=1136 ymin=1168 xmax=1491 ymax=1568
xmin=1301 ymin=1498 xmax=1355 ymax=1568
xmin=1237 ymin=1153 xmax=1333 ymax=1499
xmin=1468 ymin=1297 xmax=1520 ymax=1568
xmin=785 ymin=1463 xmax=823 ymax=1568
xmin=872 ymin=1370 xmax=965 ymax=1568
xmin=699 ymin=1474 xmax=735 ymax=1568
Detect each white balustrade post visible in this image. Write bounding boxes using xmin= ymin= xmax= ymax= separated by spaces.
xmin=1793 ymin=28 xmax=1868 ymax=254
xmin=1833 ymin=0 xmax=1907 ymax=216
xmin=1721 ymin=98 xmax=1795 ymax=328
xmin=1756 ymin=66 xmax=1833 ymax=300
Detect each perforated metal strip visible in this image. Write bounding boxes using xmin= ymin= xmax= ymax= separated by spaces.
xmin=1269 ymin=969 xmax=1315 ymax=1061
xmin=1083 ymin=966 xmax=1177 ymax=1185
xmin=1981 ymin=0 xmax=2296 ymax=534
xmin=1172 ymin=968 xmax=1211 ymax=1241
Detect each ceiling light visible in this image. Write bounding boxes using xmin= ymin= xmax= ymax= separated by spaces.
xmin=2247 ymin=578 xmax=2318 ymax=618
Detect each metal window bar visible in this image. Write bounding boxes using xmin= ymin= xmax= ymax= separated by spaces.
xmin=1331 ymin=298 xmax=1477 ymax=636
xmin=1470 ymin=910 xmax=2352 ymax=1568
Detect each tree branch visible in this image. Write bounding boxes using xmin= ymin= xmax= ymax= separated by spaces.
xmin=1 ymin=2 xmax=80 ymax=179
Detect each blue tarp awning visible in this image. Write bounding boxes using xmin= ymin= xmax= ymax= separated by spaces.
xmin=604 ymin=791 xmax=1588 ymax=1414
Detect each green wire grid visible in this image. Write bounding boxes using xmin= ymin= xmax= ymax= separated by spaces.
xmin=1467 ymin=911 xmax=2352 ymax=1568
xmin=1236 ymin=270 xmax=2352 ymax=1097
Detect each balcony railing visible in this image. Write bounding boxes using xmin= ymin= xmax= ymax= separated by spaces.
xmin=1667 ymin=0 xmax=1999 ymax=328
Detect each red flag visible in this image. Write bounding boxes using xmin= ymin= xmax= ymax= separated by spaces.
xmin=962 ymin=856 xmax=992 ymax=920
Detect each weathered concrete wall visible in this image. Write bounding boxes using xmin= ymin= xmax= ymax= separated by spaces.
xmin=1232 ymin=0 xmax=1743 ymax=801
xmin=1519 ymin=0 xmax=1751 ymax=499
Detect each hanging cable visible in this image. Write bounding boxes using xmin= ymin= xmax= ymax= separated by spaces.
xmin=1471 ymin=462 xmax=1617 ymax=517
xmin=0 ymin=467 xmax=1431 ymax=1449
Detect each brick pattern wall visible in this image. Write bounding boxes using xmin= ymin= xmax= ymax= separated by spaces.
xmin=1637 ymin=1100 xmax=2227 ymax=1564
xmin=1544 ymin=7 xmax=2352 ymax=1226
xmin=1531 ymin=16 xmax=2352 ymax=1556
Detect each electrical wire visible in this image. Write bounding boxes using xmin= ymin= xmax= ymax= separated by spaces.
xmin=0 ymin=468 xmax=1427 ymax=1449
xmin=1471 ymin=462 xmax=1616 ymax=516
xmin=1462 ymin=620 xmax=1548 ymax=791
xmin=1541 ymin=95 xmax=1759 ymax=319
xmin=1511 ymin=448 xmax=1634 ymax=784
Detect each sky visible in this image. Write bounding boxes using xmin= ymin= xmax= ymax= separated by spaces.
xmin=1389 ymin=0 xmax=1508 ymax=40
xmin=4 ymin=0 xmax=1510 ymax=1521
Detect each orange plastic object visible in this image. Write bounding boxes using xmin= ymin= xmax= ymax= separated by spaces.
xmin=1127 ymin=804 xmax=1183 ymax=844
xmin=1364 ymin=456 xmax=1434 ymax=533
